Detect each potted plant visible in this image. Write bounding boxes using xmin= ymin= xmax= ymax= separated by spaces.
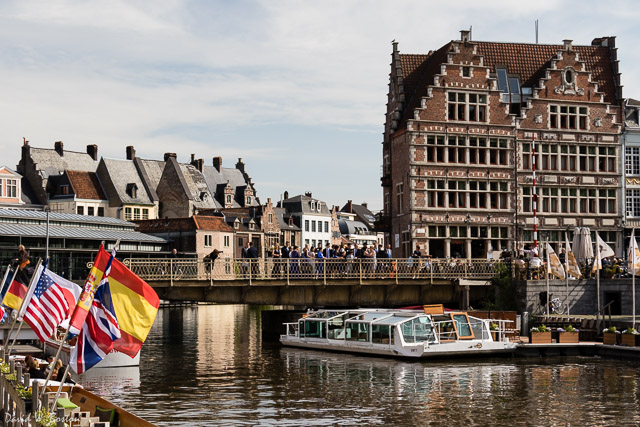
xmin=621 ymin=328 xmax=639 ymax=347
xmin=603 ymin=326 xmax=619 ymax=345
xmin=558 ymin=325 xmax=579 ymax=343
xmin=35 ymin=409 xmax=57 ymax=427
xmin=489 ymin=322 xmax=499 ymax=341
xmin=15 ymin=383 xmax=32 ymax=413
xmin=530 ymin=324 xmax=552 ymax=344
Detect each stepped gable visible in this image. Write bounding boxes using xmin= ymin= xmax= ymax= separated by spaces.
xmin=394 ymin=38 xmax=618 ymax=131
xmin=475 ymin=41 xmax=616 ymax=104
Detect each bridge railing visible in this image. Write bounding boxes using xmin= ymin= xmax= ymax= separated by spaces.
xmin=124 ymin=257 xmax=503 ymax=284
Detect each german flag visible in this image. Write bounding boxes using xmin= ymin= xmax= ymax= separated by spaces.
xmin=2 ymin=267 xmax=31 ymax=311
xmin=70 ymin=246 xmax=159 ymax=357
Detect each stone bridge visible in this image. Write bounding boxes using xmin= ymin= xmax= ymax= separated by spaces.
xmin=125 ymin=258 xmax=502 ymax=307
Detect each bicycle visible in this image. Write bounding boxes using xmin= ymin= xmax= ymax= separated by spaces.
xmin=533 ymin=292 xmax=567 ymax=316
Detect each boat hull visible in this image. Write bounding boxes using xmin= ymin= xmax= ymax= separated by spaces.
xmin=280 ymin=337 xmax=517 ymax=358
xmin=44 ymin=339 xmax=140 ymax=367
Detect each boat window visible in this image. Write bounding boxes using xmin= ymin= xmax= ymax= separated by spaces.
xmin=470 ymin=318 xmax=488 ymax=340
xmin=346 ymin=322 xmax=369 ymax=342
xmin=371 ymin=324 xmax=393 ymax=345
xmin=438 ymin=320 xmax=457 ymax=341
xmin=327 ymin=317 xmax=346 ymax=340
xmin=300 ymin=320 xmax=326 ymax=338
xmin=401 ymin=317 xmax=436 ymax=343
xmin=451 ymin=313 xmax=475 ymax=339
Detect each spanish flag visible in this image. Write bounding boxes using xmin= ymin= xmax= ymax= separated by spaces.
xmin=70 ymin=246 xmax=159 ymax=357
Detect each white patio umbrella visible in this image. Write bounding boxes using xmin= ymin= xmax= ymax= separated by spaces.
xmin=572 ymin=227 xmax=593 ymax=267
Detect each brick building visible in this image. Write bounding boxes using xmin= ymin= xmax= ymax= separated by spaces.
xmin=382 ymin=30 xmax=623 ymax=258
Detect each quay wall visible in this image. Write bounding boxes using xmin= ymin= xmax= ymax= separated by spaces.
xmin=516 ymin=278 xmax=639 ymax=316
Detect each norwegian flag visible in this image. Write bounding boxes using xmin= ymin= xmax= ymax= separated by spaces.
xmin=23 ymin=268 xmax=82 ymax=342
xmin=70 ymin=279 xmax=121 ymax=374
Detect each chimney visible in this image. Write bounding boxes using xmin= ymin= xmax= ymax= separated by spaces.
xmin=54 ymin=141 xmax=64 ymax=156
xmin=164 ymin=152 xmax=177 ymax=162
xmin=86 ymin=144 xmax=98 ymax=161
xmin=126 ymin=145 xmax=136 ymax=160
xmin=213 ymin=157 xmax=222 ymax=172
xmin=235 ymin=157 xmax=245 ymax=173
xmin=563 ymin=39 xmax=573 ymax=51
xmin=190 ymin=154 xmax=195 ymax=163
xmin=284 ymin=191 xmax=289 ymax=200
xmin=196 ymin=158 xmax=203 ymax=172
xmin=305 ymin=192 xmax=312 ymax=197
xmin=460 ymin=29 xmax=470 ymax=43
xmin=362 ymin=202 xmax=368 ymax=209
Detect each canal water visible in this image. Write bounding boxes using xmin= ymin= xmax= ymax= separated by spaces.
xmin=75 ymin=305 xmax=640 ymax=426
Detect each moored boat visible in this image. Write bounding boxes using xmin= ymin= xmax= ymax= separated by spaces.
xmin=280 ymin=305 xmax=517 ymax=358
xmin=43 ymin=338 xmax=140 ymax=368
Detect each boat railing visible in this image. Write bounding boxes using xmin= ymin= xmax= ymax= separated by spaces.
xmin=283 ymin=322 xmax=299 ymax=338
xmin=485 ymin=319 xmax=513 ymax=342
xmin=126 ymin=257 xmax=503 ymax=284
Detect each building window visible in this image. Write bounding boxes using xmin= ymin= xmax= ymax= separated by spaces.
xmin=88 ymin=206 xmax=95 ymax=216
xmin=324 ymin=221 xmax=329 ymax=233
xmin=60 ymin=185 xmax=69 ymax=195
xmin=142 ymin=208 xmax=149 ymax=220
xmin=310 ymin=201 xmax=316 ymax=211
xmin=447 ymin=92 xmax=487 ymax=122
xmin=97 ymin=207 xmax=104 ymax=217
xmin=462 ymin=66 xmax=470 ymax=77
xmin=134 ymin=208 xmax=141 ymax=220
xmin=560 ymin=188 xmax=578 ymax=213
xmin=268 ymin=213 xmax=273 ymax=224
xmin=627 ymin=189 xmax=640 ymax=217
xmin=249 ymin=222 xmax=255 ymax=230
xmin=204 ymin=235 xmax=212 ymax=247
xmin=126 ymin=183 xmax=138 ymax=199
xmin=6 ymin=180 xmax=17 ymax=198
xmin=396 ymin=183 xmax=404 ymax=214
xmin=626 ymin=147 xmax=640 ymax=175
xmin=599 ymin=189 xmax=616 ymax=214
xmin=305 ymin=220 xmax=309 ymax=232
xmin=77 ymin=206 xmax=84 ymax=215
xmin=124 ymin=207 xmax=132 ymax=220
xmin=311 ymin=221 xmax=316 ymax=232
xmin=246 ymin=196 xmax=252 ymax=205
xmin=226 ymin=194 xmax=232 ymax=205
xmin=224 ymin=235 xmax=230 ymax=247
xmin=549 ymin=105 xmax=587 ymax=130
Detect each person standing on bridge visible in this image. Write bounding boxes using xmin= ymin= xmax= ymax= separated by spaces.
xmin=206 ymin=248 xmax=221 ymax=278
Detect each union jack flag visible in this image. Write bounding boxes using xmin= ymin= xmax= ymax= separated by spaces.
xmin=69 ymin=279 xmax=121 ymax=374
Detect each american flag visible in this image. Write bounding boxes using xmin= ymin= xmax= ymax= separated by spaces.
xmin=23 ymin=269 xmax=82 ymax=342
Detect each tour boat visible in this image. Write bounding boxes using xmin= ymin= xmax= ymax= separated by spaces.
xmin=280 ymin=306 xmax=517 ymax=358
xmin=43 ymin=338 xmax=140 ymax=368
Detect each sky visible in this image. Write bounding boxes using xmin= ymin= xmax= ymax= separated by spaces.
xmin=2 ymin=1 xmax=640 ymax=212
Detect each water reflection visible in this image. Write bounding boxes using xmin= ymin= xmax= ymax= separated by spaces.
xmin=74 ymin=305 xmax=640 ymax=426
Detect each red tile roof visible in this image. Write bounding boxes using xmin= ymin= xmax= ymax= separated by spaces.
xmin=135 ymin=216 xmax=233 ymax=232
xmin=66 ymin=170 xmax=107 ymax=200
xmin=475 ymin=42 xmax=616 ymax=104
xmin=396 ymin=40 xmax=619 ymax=130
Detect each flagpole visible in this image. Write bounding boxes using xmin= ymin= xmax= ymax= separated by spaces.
xmin=596 ymin=239 xmax=601 ymax=315
xmin=37 ymin=322 xmax=72 ymax=404
xmin=632 ymin=228 xmax=636 ymax=327
xmin=565 ymin=232 xmax=570 ymax=316
xmin=4 ymin=258 xmax=42 ymax=359
xmin=49 ymin=361 xmax=72 ymax=412
xmin=0 ymin=266 xmax=20 ymax=360
xmin=545 ymin=237 xmax=549 ymax=315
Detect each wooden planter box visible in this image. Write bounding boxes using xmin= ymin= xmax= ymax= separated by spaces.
xmin=620 ymin=333 xmax=638 ymax=347
xmin=531 ymin=331 xmax=552 ymax=344
xmin=491 ymin=331 xmax=498 ymax=341
xmin=603 ymin=332 xmax=618 ymax=345
xmin=558 ymin=331 xmax=579 ymax=343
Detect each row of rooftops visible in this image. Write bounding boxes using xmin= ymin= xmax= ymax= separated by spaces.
xmin=19 ymin=141 xmax=259 ymax=210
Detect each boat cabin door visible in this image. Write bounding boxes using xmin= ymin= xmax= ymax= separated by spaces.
xmin=449 ymin=312 xmax=475 ymax=340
